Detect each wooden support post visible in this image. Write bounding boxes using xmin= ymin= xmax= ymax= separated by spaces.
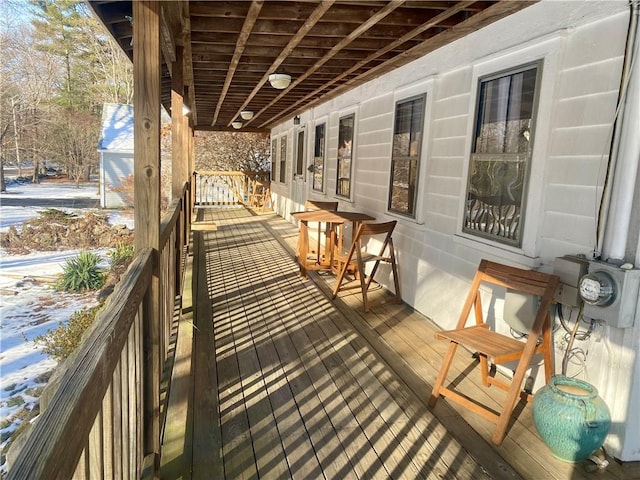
xmin=171 ymin=45 xmax=186 ymax=292
xmin=133 ymin=1 xmax=161 ymax=474
xmin=171 ymin=45 xmax=185 ymax=201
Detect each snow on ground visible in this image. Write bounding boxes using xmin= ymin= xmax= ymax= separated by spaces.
xmin=0 ymin=180 xmax=133 ymax=469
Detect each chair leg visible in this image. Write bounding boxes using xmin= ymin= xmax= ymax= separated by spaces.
xmin=332 ymin=242 xmax=355 ymax=299
xmin=356 ymin=249 xmax=370 ymax=312
xmin=429 ymin=341 xmax=458 ymax=407
xmin=542 ymin=314 xmax=554 ymax=383
xmin=479 ymin=354 xmax=491 ymax=387
xmin=389 ymin=241 xmax=401 ymax=303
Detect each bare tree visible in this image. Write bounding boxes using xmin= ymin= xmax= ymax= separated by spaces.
xmin=195 ymin=131 xmax=271 ymax=174
xmin=47 ymin=108 xmax=100 ymax=186
xmin=1 ymin=21 xmax=61 ymax=184
xmin=1 ymin=0 xmax=133 ymax=190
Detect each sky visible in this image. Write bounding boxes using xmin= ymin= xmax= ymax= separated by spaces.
xmin=0 ymin=180 xmax=132 ymax=472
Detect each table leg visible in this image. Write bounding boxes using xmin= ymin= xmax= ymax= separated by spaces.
xmin=298 ymin=221 xmax=309 ymax=277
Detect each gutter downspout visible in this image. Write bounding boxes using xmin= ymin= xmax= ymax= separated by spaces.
xmin=600 ymin=0 xmax=640 ymax=263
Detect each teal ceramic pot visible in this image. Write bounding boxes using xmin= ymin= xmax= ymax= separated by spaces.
xmin=533 ymin=375 xmax=611 ymax=462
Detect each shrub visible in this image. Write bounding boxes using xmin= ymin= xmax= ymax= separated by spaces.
xmin=108 ymin=242 xmax=135 ymax=269
xmin=34 ymin=304 xmax=102 ymax=362
xmin=56 ymin=251 xmax=105 ymax=292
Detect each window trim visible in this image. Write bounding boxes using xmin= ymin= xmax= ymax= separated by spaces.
xmin=270 ymin=138 xmax=277 ymax=182
xmin=335 ymin=113 xmax=356 ymax=200
xmin=294 ymin=128 xmax=305 ymax=180
xmin=312 ymin=121 xmax=327 ymax=193
xmin=388 ymin=93 xmax=427 ymax=219
xmin=279 ymin=134 xmax=288 ymax=184
xmin=386 ymin=78 xmax=433 ymax=225
xmin=456 ymin=37 xmax=561 ymax=260
xmin=462 ymin=61 xmax=542 ymax=248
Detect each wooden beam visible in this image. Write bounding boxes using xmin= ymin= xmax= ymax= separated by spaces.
xmin=211 ymin=1 xmax=263 ymax=127
xmin=262 ymin=1 xmax=476 ymax=126
xmin=250 ymin=0 xmax=404 ymax=127
xmin=232 ymin=0 xmax=336 ymax=128
xmin=172 ymin=45 xmax=186 ymax=200
xmin=160 ymin=5 xmax=177 ymax=69
xmin=133 ymin=1 xmax=161 ymax=474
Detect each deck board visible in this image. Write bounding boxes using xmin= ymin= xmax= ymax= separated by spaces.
xmin=161 ymin=207 xmax=637 ymax=480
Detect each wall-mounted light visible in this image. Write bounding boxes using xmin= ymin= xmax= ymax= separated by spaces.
xmin=182 ymin=104 xmax=191 ymax=116
xmin=240 ymin=110 xmax=254 ymax=120
xmin=231 ymin=120 xmax=243 ymax=129
xmin=293 ymin=115 xmax=300 ymax=125
xmin=268 ymin=73 xmax=291 ymax=89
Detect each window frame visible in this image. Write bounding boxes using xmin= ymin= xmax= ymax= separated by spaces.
xmin=388 ymin=93 xmax=427 ymax=218
xmin=335 ymin=113 xmax=355 ymax=199
xmin=462 ymin=61 xmax=542 ymax=248
xmin=312 ymin=122 xmax=327 ymax=192
xmin=279 ymin=135 xmax=288 ymax=184
xmin=455 ymin=37 xmax=561 ymax=264
xmin=294 ymin=128 xmax=305 ymax=179
xmin=270 ymin=138 xmax=277 ymax=181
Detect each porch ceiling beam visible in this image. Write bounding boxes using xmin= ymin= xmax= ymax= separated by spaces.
xmin=89 ymin=0 xmax=532 ymax=131
xmin=160 ymin=6 xmax=177 ymax=68
xmin=229 ymin=0 xmax=336 ymax=129
xmin=251 ymin=0 xmax=406 ymax=128
xmin=261 ymin=0 xmax=476 ymax=126
xmin=181 ymin=1 xmax=197 ymax=126
xmin=211 ymin=0 xmax=264 ymax=127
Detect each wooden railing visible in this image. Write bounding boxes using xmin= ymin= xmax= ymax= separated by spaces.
xmin=7 ymin=184 xmax=191 ymax=480
xmin=193 ymin=170 xmax=270 ymax=207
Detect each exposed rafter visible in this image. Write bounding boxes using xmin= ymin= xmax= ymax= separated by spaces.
xmin=88 ymin=0 xmax=534 ymax=132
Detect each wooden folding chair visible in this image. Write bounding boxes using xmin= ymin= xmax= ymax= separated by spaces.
xmin=303 ymin=200 xmax=338 ymax=261
xmin=249 ymin=180 xmax=272 ymax=211
xmin=428 ymin=259 xmax=560 ymax=445
xmin=332 ymin=220 xmax=401 ymax=312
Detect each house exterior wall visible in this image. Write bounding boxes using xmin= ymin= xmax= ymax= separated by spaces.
xmin=270 ymin=1 xmax=639 ymax=460
xmin=99 ymin=151 xmax=134 ymax=208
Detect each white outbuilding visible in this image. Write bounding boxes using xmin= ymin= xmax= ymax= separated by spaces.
xmin=97 ymin=103 xmax=134 ymax=209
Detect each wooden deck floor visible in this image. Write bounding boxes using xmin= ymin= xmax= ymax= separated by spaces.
xmin=160 ymin=208 xmax=638 ymax=480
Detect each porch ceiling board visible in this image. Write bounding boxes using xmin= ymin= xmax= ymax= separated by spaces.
xmin=88 ymin=0 xmax=534 ymax=132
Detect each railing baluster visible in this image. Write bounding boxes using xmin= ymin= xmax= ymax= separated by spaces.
xmin=102 ymin=384 xmax=114 ymax=479
xmin=121 ymin=344 xmax=130 ymax=478
xmin=113 ymin=360 xmax=123 ymax=480
xmin=135 ymin=305 xmax=144 ymax=478
xmin=88 ymin=409 xmax=103 ymax=479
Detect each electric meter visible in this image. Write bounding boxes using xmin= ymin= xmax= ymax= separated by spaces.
xmin=578 ymin=271 xmax=616 ymax=306
xmin=578 ymin=260 xmax=640 ymax=328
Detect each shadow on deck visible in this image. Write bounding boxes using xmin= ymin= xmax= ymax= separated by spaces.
xmin=160 ymin=208 xmax=636 ymax=480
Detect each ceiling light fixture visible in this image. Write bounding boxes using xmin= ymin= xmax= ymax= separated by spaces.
xmin=240 ymin=110 xmax=254 ymax=120
xmin=231 ymin=120 xmax=243 ymax=129
xmin=268 ymin=73 xmax=292 ymax=90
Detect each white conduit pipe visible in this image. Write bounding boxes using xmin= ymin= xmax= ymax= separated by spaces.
xmin=602 ymin=0 xmax=640 ymax=262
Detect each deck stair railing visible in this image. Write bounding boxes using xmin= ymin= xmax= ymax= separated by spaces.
xmin=193 ymin=170 xmax=246 ymax=207
xmin=193 ymin=170 xmax=270 ymax=208
xmin=6 ymin=184 xmax=191 ymax=480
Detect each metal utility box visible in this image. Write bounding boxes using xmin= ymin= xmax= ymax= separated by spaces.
xmin=580 ymin=260 xmax=640 ymax=329
xmin=553 ymin=255 xmax=589 ymax=307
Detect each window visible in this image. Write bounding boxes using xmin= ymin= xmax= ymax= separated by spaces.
xmin=463 ymin=64 xmax=540 ymax=246
xmin=295 ymin=130 xmax=305 ymax=178
xmin=388 ymin=95 xmax=425 ymax=217
xmin=336 ymin=114 xmax=354 ymax=198
xmin=270 ymin=139 xmax=277 ymax=181
xmin=279 ymin=135 xmax=287 ymax=183
xmin=313 ymin=123 xmax=326 ymax=192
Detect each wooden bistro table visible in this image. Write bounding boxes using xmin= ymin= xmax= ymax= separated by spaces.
xmin=291 ymin=210 xmax=375 ymax=277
